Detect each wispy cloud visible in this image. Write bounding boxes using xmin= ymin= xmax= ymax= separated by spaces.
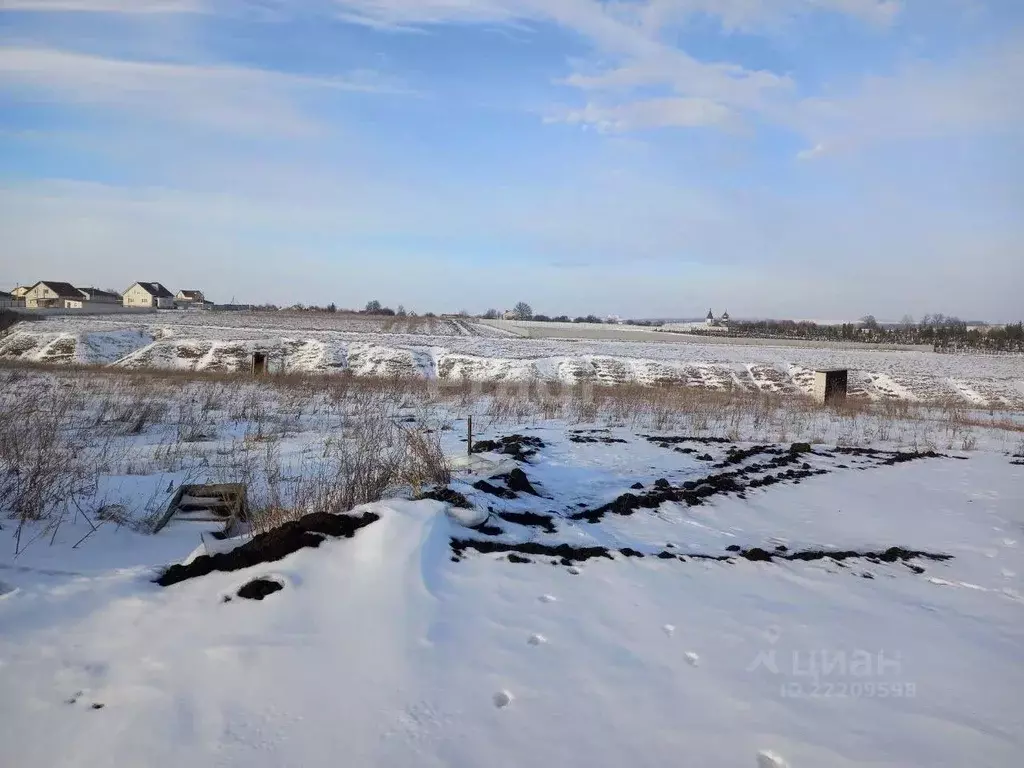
xmin=793 ymin=38 xmax=1024 ymax=156
xmin=0 ymin=0 xmax=203 ymax=12
xmin=548 ymin=97 xmax=735 ymax=131
xmin=0 ymin=46 xmax=414 ymax=135
xmin=634 ymin=0 xmax=902 ymax=33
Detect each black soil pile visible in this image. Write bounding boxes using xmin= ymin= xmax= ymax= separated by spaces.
xmin=571 ymin=445 xmax=951 ymax=523
xmin=472 ymin=468 xmax=542 ymax=499
xmin=497 ymin=467 xmax=541 ymax=496
xmin=570 ymin=455 xmax=827 ymax=523
xmin=156 ymin=510 xmax=380 ymax=587
xmin=237 ymin=578 xmax=284 ymax=600
xmin=642 ymin=435 xmax=731 ymax=445
xmin=831 ymin=446 xmax=954 ymax=466
xmin=451 ymin=538 xmax=614 ymax=564
xmin=472 ymin=434 xmax=545 ymax=462
xmin=472 ymin=479 xmax=517 ymax=499
xmin=569 ymin=431 xmax=628 ymax=444
xmin=496 ymin=510 xmax=557 ymax=533
xmin=450 ymin=537 xmax=951 ymax=571
xmin=736 ymin=545 xmax=952 ymax=566
xmin=717 ymin=445 xmax=783 ymax=467
xmin=418 ymin=487 xmax=473 ymax=508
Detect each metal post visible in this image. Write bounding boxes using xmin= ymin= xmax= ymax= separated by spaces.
xmin=467 ymin=415 xmax=473 ymax=458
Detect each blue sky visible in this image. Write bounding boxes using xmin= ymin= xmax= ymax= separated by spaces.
xmin=1 ymin=0 xmax=1021 ymax=321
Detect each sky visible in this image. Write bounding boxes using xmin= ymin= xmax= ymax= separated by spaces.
xmin=0 ymin=0 xmax=1021 ymax=321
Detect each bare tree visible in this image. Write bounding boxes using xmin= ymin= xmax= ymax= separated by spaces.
xmin=513 ymin=302 xmax=533 ymax=321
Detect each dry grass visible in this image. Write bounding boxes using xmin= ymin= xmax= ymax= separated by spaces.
xmin=2 ymin=361 xmax=1021 ymax=550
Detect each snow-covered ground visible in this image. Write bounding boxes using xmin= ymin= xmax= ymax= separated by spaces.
xmin=3 ymin=314 xmax=1023 ymax=406
xmin=2 ymin=412 xmax=1023 ymax=768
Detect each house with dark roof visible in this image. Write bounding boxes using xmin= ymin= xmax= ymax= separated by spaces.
xmin=123 ymin=282 xmax=175 ymax=309
xmin=174 ymin=289 xmax=212 ymax=309
xmin=77 ymin=287 xmax=122 ymax=305
xmin=24 ymin=281 xmax=87 ymax=308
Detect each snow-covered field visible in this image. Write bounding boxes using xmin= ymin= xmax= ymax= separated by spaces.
xmin=1 ymin=368 xmax=1022 ymax=768
xmin=3 ymin=313 xmax=1023 ymax=406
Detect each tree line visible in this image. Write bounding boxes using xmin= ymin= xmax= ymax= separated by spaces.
xmin=679 ymin=314 xmax=1024 ymax=353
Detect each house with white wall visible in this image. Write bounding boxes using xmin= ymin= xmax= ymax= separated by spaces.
xmin=77 ymin=287 xmax=122 ymax=305
xmin=175 ymin=289 xmax=204 ymax=303
xmin=175 ymin=289 xmax=212 ymax=309
xmin=24 ymin=281 xmax=86 ymax=308
xmin=123 ymin=282 xmax=175 ymax=309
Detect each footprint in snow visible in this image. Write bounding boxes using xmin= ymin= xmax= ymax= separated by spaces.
xmin=684 ymin=652 xmax=700 ymax=667
xmin=567 ymin=566 xmax=581 ymax=575
xmin=663 ymin=624 xmax=675 ymax=637
xmin=756 ymin=750 xmax=788 ymax=768
xmin=539 ymin=594 xmax=557 ymax=603
xmin=492 ymin=690 xmax=514 ymax=709
xmin=527 ymin=634 xmax=547 ymax=646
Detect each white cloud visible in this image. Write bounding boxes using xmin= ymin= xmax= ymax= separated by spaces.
xmin=551 ymin=97 xmax=735 ymax=131
xmin=634 ymin=0 xmax=901 ymax=33
xmin=0 ymin=46 xmax=413 ymax=135
xmin=331 ymin=0 xmax=523 ymax=28
xmin=0 ymin=0 xmax=203 ymax=11
xmin=794 ymin=39 xmax=1024 ymax=151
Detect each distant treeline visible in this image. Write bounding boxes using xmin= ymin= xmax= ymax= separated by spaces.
xmin=675 ymin=315 xmax=1024 ymax=353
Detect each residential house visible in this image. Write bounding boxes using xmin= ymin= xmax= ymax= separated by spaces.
xmin=123 ymin=282 xmax=175 ymax=309
xmin=24 ymin=281 xmax=86 ymax=308
xmin=175 ymin=289 xmax=205 ymax=303
xmin=175 ymin=289 xmax=212 ymax=310
xmin=11 ymin=286 xmax=31 ymax=299
xmin=77 ymin=287 xmax=121 ymax=305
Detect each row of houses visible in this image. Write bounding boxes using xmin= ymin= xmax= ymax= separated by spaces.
xmin=1 ymin=282 xmax=211 ymax=310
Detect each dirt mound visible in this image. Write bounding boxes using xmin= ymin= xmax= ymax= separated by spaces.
xmin=236 ymin=577 xmax=284 ymax=600
xmin=737 ymin=545 xmax=952 ymax=566
xmin=831 ymin=446 xmax=954 ymax=466
xmin=451 ymin=538 xmax=614 ymax=564
xmin=642 ymin=435 xmax=732 ymax=445
xmin=498 ymin=467 xmax=541 ymax=496
xmin=571 ymin=445 xmax=952 ymax=524
xmin=472 ymin=479 xmax=517 ymax=499
xmin=156 ymin=510 xmax=380 ymax=587
xmin=472 ymin=467 xmax=542 ymax=499
xmin=451 ymin=537 xmax=951 ymax=572
xmin=496 ymin=510 xmax=557 ymax=533
xmin=418 ymin=487 xmax=473 ymax=508
xmin=569 ymin=430 xmax=628 ymax=445
xmin=472 ymin=434 xmax=545 ymax=462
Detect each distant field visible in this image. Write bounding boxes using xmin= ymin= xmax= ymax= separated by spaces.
xmin=2 ymin=313 xmax=1022 ymax=407
xmin=106 ymin=311 xmax=520 ymax=337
